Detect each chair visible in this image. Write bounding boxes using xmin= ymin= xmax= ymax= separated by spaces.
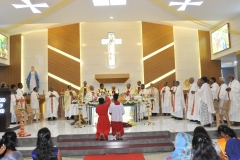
xmin=213 ymin=100 xmax=220 ymax=127
xmin=26 ymin=104 xmax=42 ymax=123
xmin=219 ymin=100 xmax=231 ymax=127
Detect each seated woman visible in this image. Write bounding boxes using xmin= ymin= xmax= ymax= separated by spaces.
xmin=217 ymin=125 xmax=240 ymax=160
xmin=192 ymin=133 xmax=221 ymax=160
xmin=0 ymin=131 xmax=24 ymax=160
xmin=32 ymin=127 xmax=62 ymax=160
xmin=165 ymin=126 xmax=211 ymax=160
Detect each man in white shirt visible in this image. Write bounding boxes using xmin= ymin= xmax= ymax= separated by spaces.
xmin=31 ymin=87 xmax=40 ymax=120
xmin=109 ymin=94 xmax=125 ymax=140
xmin=10 ymin=84 xmax=19 ymax=124
xmin=45 ymin=86 xmax=59 ymax=121
xmin=160 ymin=82 xmax=171 ymax=116
xmin=16 ymin=83 xmax=27 ymax=109
xmin=217 ymin=77 xmax=228 ymax=107
xmin=172 ymin=81 xmax=185 ymax=120
xmin=210 ymin=77 xmax=219 ymax=101
xmin=148 ymin=83 xmax=159 ymax=116
xmin=226 ymin=74 xmax=240 ymax=126
xmin=187 ymin=77 xmax=198 ymax=121
xmin=139 ymin=84 xmax=149 ymax=119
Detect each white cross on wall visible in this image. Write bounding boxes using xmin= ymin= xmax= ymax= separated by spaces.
xmin=169 ymin=0 xmax=203 ymax=11
xmin=101 ymin=32 xmax=122 ymax=66
xmin=12 ymin=0 xmax=49 ymax=13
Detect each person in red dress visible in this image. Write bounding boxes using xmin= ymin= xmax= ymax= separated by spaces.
xmin=96 ymin=96 xmax=111 ymax=140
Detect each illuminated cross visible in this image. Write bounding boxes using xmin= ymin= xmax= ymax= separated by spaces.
xmin=12 ymin=0 xmax=49 ymax=13
xmin=101 ymin=32 xmax=122 ymax=66
xmin=169 ymin=0 xmax=203 ymax=11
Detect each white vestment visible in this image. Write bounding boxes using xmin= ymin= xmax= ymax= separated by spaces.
xmin=124 ymin=88 xmax=135 ymax=100
xmin=109 ymin=102 xmax=125 ymax=122
xmin=211 ymin=82 xmax=220 ymax=100
xmin=198 ymin=83 xmax=215 ymax=125
xmin=45 ymin=91 xmax=59 ymax=118
xmin=138 ymin=89 xmax=149 ymax=118
xmin=170 ymin=86 xmax=176 ymax=116
xmin=228 ymin=79 xmax=240 ymax=122
xmin=148 ymin=87 xmax=159 ymax=114
xmin=187 ymin=82 xmax=198 ymax=120
xmin=64 ymin=90 xmax=77 ymax=117
xmin=217 ymin=83 xmax=228 ymax=107
xmin=160 ymin=86 xmax=171 ymax=114
xmin=10 ymin=94 xmax=19 ymax=123
xmin=31 ymin=91 xmax=39 ymax=119
xmin=192 ymin=88 xmax=201 ymax=121
xmin=173 ymin=85 xmax=185 ymax=118
xmin=16 ymin=88 xmax=25 ymax=109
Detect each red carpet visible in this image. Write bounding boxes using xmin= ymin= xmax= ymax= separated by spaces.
xmin=84 ymin=153 xmax=145 ymax=160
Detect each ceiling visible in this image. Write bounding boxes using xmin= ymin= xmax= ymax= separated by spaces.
xmin=1 ymin=0 xmax=240 ymax=35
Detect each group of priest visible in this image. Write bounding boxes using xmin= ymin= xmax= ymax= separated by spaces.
xmin=160 ymin=75 xmax=240 ymax=126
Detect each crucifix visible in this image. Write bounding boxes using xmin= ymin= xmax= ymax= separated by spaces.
xmin=101 ymin=32 xmax=122 ymax=66
xmin=169 ymin=0 xmax=203 ymax=11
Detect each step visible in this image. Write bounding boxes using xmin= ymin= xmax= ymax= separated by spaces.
xmin=59 ymin=143 xmax=174 ymax=156
xmin=57 ymin=136 xmax=172 ymax=147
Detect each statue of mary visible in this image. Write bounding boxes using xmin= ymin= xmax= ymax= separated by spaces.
xmin=26 ymin=66 xmax=39 ymax=92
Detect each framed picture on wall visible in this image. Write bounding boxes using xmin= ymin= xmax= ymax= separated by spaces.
xmin=0 ymin=33 xmax=9 ymax=59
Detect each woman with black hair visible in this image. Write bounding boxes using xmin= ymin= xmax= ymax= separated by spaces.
xmin=0 ymin=131 xmax=23 ymax=160
xmin=197 ymin=76 xmax=215 ymax=127
xmin=217 ymin=125 xmax=240 ymax=160
xmin=192 ymin=133 xmax=221 ymax=160
xmin=32 ymin=127 xmax=62 ymax=160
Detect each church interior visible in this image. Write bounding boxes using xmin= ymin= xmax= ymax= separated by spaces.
xmin=1 ymin=0 xmax=240 ymax=159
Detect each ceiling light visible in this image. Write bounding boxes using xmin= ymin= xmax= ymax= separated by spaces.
xmin=12 ymin=0 xmax=49 ymax=13
xmin=93 ymin=0 xmax=126 ymax=6
xmin=169 ymin=0 xmax=203 ymax=11
xmin=110 ymin=16 xmax=113 ymax=19
xmin=110 ymin=0 xmax=126 ymax=5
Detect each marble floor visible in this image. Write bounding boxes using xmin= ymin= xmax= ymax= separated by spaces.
xmin=2 ymin=115 xmax=240 ymax=138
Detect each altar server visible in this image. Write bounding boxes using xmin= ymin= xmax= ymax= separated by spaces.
xmin=227 ymin=74 xmax=240 ymax=126
xmin=198 ymin=77 xmax=215 ymax=127
xmin=79 ymin=81 xmax=89 ymax=100
xmin=31 ymin=87 xmax=40 ymax=120
xmin=16 ymin=83 xmax=27 ymax=109
xmin=10 ymin=84 xmax=19 ymax=124
xmin=64 ymin=85 xmax=77 ymax=120
xmin=148 ymin=83 xmax=159 ymax=116
xmin=45 ymin=86 xmax=59 ymax=120
xmin=217 ymin=77 xmax=228 ymax=107
xmin=210 ymin=77 xmax=219 ymax=100
xmin=139 ymin=84 xmax=149 ymax=119
xmin=161 ymin=82 xmax=171 ymax=116
xmin=172 ymin=81 xmax=185 ymax=120
xmin=109 ymin=94 xmax=125 ymax=140
xmin=96 ymin=96 xmax=111 ymax=140
xmin=187 ymin=77 xmax=198 ymax=120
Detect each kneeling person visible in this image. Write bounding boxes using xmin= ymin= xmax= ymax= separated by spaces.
xmin=109 ymin=94 xmax=125 ymax=140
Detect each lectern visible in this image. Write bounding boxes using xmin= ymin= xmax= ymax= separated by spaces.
xmin=0 ymin=88 xmax=12 ymax=132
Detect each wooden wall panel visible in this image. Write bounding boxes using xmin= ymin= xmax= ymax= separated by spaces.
xmin=0 ymin=35 xmax=21 ymax=86
xmin=48 ymin=24 xmax=80 ymax=59
xmin=142 ymin=22 xmax=175 ymax=88
xmin=142 ymin=22 xmax=173 ymax=57
xmin=48 ymin=23 xmax=80 ymax=89
xmin=48 ymin=49 xmax=80 ymax=86
xmin=198 ymin=30 xmax=221 ymax=79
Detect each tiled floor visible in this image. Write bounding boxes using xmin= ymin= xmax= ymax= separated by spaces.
xmin=2 ymin=115 xmax=238 ymax=138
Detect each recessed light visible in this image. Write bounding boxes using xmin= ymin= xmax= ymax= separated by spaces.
xmin=110 ymin=17 xmax=113 ymax=19
xmin=12 ymin=0 xmax=49 ymax=13
xmin=169 ymin=0 xmax=203 ymax=11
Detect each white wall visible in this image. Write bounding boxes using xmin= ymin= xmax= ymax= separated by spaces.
xmin=22 ymin=30 xmax=48 ymax=94
xmin=0 ymin=32 xmax=10 ymax=66
xmin=173 ymin=27 xmax=201 ymax=89
xmin=211 ymin=16 xmax=240 ymax=60
xmin=80 ymin=22 xmax=143 ymax=92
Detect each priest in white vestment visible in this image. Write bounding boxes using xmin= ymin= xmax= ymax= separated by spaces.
xmin=64 ymin=85 xmax=78 ymax=120
xmin=227 ymin=75 xmax=240 ymax=126
xmin=10 ymin=84 xmax=19 ymax=123
xmin=108 ymin=85 xmax=119 ymax=96
xmin=31 ymin=87 xmax=40 ymax=120
xmin=217 ymin=77 xmax=228 ymax=107
xmin=138 ymin=84 xmax=149 ymax=119
xmin=170 ymin=81 xmax=176 ymax=117
xmin=85 ymin=85 xmax=97 ymax=101
xmin=123 ymin=83 xmax=135 ymax=100
xmin=172 ymin=81 xmax=185 ymax=120
xmin=210 ymin=77 xmax=219 ymax=100
xmin=187 ymin=77 xmax=198 ymax=120
xmin=198 ymin=77 xmax=215 ymax=127
xmin=16 ymin=83 xmax=27 ymax=109
xmin=192 ymin=80 xmax=201 ymax=122
xmin=109 ymin=94 xmax=125 ymax=140
xmin=78 ymin=81 xmax=89 ymax=100
xmin=160 ymin=82 xmax=171 ymax=116
xmin=148 ymin=83 xmax=159 ymax=116
xmin=45 ymin=86 xmax=59 ymax=120
xmin=97 ymin=83 xmax=107 ymax=97
xmin=135 ymin=81 xmax=141 ymax=95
